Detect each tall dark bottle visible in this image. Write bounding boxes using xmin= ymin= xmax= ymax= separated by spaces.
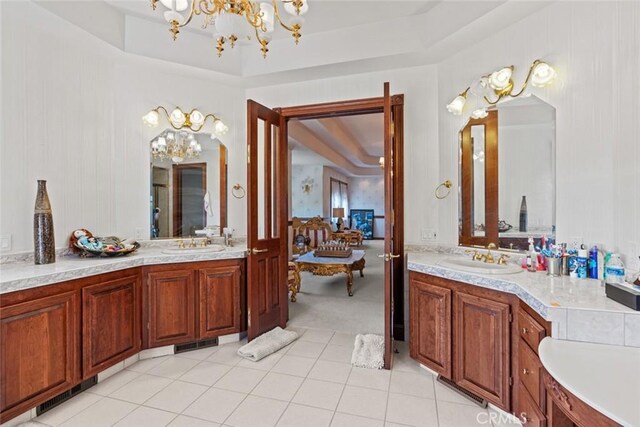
xmin=519 ymin=196 xmax=528 ymax=232
xmin=34 ymin=180 xmax=55 ymax=264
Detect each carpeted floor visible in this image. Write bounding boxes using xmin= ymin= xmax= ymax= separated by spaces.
xmin=288 ymin=240 xmax=385 ymax=335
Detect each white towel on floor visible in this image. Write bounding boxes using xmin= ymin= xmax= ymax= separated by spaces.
xmin=351 ymin=334 xmax=385 ymax=369
xmin=237 ymin=327 xmax=298 ymax=362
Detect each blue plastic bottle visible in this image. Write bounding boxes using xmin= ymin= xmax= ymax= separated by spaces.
xmin=588 ymin=246 xmax=598 ymax=279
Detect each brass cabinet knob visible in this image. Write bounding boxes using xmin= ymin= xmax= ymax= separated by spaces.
xmin=522 ymin=368 xmax=531 ymax=375
xmin=521 ymin=413 xmax=528 ymax=423
xmin=522 ymin=327 xmax=529 ymax=334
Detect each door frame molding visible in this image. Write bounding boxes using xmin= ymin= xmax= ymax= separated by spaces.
xmin=278 ymin=95 xmax=406 ymax=341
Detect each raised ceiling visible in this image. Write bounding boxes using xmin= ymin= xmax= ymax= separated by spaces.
xmin=37 ymin=0 xmax=552 ymax=87
xmin=290 ymin=113 xmax=384 ymax=177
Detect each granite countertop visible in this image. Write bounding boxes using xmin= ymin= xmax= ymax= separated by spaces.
xmin=407 ymin=252 xmax=635 ymax=320
xmin=0 ymin=246 xmax=248 ymax=294
xmin=539 ymin=337 xmax=640 ymax=426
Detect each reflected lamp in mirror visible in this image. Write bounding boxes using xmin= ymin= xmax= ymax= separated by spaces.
xmin=446 ymin=60 xmax=557 ymax=114
xmin=143 ymin=106 xmax=228 ymax=135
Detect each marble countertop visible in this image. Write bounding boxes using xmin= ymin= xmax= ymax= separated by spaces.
xmin=407 ymin=252 xmax=635 ymax=320
xmin=539 ymin=337 xmax=640 ymax=426
xmin=0 ymin=246 xmax=248 ymax=294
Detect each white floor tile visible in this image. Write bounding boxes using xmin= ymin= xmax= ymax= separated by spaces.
xmin=434 ymin=380 xmax=478 ymax=407
xmin=89 ymin=370 xmax=141 ymax=396
xmin=59 ymin=397 xmax=136 ymax=427
xmin=146 ymin=356 xmax=200 ymax=379
xmin=271 ymin=355 xmax=316 ymax=377
xmin=109 ymin=374 xmax=172 ymax=404
xmin=125 ymin=356 xmax=169 ymax=373
xmin=299 ymin=328 xmax=335 ymax=344
xmin=225 ymin=396 xmax=287 ymax=427
xmin=292 ymin=379 xmax=345 ymax=410
xmin=329 ymin=332 xmax=357 ymax=348
xmin=114 ymin=406 xmax=176 ymax=427
xmin=214 ymin=367 xmax=266 ymax=393
xmin=286 ymin=340 xmax=327 ymax=359
xmin=175 ymin=346 xmax=219 ymax=361
xmin=34 ymin=392 xmax=101 ymax=426
xmin=251 ymin=372 xmax=304 ymax=401
xmin=236 ymin=353 xmax=283 ymax=371
xmin=180 ymin=361 xmax=232 ymax=386
xmin=331 ymin=412 xmax=384 ymax=427
xmin=167 ymin=415 xmax=221 ymax=427
xmin=207 ymin=344 xmax=244 ymax=366
xmin=319 ymin=345 xmax=353 ymax=364
xmin=183 ymin=388 xmax=246 ymax=424
xmin=336 ymin=385 xmax=388 ymax=420
xmin=385 ymin=393 xmax=438 ymax=427
xmin=437 ymin=401 xmax=488 ymax=427
xmin=308 ymin=360 xmax=352 ymax=384
xmin=145 ymin=380 xmax=208 ymax=413
xmin=347 ymin=367 xmax=391 ymax=391
xmin=276 ymin=403 xmax=333 ymax=427
xmin=389 ymin=370 xmax=435 ymax=399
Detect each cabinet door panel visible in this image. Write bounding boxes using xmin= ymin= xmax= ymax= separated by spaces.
xmin=454 ymin=292 xmax=510 ymax=410
xmin=199 ymin=265 xmax=242 ymax=338
xmin=1 ymin=292 xmax=79 ymax=422
xmin=147 ymin=270 xmax=196 ymax=347
xmin=409 ymin=275 xmax=452 ymax=377
xmin=82 ymin=275 xmax=141 ymax=378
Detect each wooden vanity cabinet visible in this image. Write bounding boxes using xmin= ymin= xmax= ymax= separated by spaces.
xmin=0 ymin=291 xmax=80 ymax=423
xmin=144 ymin=259 xmax=245 ymax=348
xmin=82 ymin=274 xmax=142 ymax=378
xmin=409 ymin=272 xmax=516 ymax=411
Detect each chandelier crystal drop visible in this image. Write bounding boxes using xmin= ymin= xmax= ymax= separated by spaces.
xmin=151 ymin=130 xmax=202 ymax=164
xmin=150 ymin=0 xmax=309 ymax=58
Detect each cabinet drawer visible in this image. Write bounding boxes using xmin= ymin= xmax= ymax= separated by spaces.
xmin=519 ymin=338 xmax=544 ymax=408
xmin=518 ymin=382 xmax=546 ymax=427
xmin=519 ymin=310 xmax=545 ymax=353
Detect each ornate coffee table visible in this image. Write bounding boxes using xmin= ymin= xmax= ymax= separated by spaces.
xmin=293 ymin=250 xmax=366 ymax=299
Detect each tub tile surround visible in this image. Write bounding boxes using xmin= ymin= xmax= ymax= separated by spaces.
xmin=0 ymin=246 xmax=248 ymax=294
xmin=407 ymin=252 xmax=640 ymax=348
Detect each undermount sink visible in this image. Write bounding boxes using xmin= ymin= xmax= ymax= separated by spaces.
xmin=437 ymin=257 xmax=523 ymax=275
xmin=162 ymin=245 xmax=226 ymax=255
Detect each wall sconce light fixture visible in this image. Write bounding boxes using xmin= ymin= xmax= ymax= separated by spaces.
xmin=446 ymin=59 xmax=557 ymax=114
xmin=143 ymin=106 xmax=229 ymax=135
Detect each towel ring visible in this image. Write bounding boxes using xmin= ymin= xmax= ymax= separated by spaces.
xmin=232 ymin=184 xmax=246 ymax=199
xmin=435 ymin=180 xmax=453 ymax=199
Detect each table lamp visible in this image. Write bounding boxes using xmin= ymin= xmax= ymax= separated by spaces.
xmin=332 ymin=207 xmax=345 ymax=231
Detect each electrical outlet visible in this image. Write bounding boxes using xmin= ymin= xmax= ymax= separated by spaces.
xmin=0 ymin=235 xmax=11 ymax=251
xmin=568 ymin=236 xmax=583 ymax=250
xmin=421 ymin=229 xmax=437 ymax=241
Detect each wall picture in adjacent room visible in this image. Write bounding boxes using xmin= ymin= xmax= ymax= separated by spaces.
xmin=349 ymin=209 xmax=374 ymax=240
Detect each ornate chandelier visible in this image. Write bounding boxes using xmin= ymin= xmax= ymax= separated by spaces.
xmin=151 ymin=130 xmax=203 ymax=164
xmin=150 ymin=0 xmax=309 ymax=58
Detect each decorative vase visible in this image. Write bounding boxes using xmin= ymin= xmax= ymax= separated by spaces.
xmin=519 ymin=195 xmax=528 ymax=233
xmin=34 ymin=180 xmax=55 ymax=264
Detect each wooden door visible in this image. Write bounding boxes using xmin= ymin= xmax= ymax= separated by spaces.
xmin=409 ymin=274 xmax=452 ymax=378
xmin=454 ymin=291 xmax=511 ymax=410
xmin=82 ymin=275 xmax=141 ymax=378
xmin=198 ymin=262 xmax=243 ymax=338
xmin=146 ymin=269 xmax=196 ymax=347
xmin=247 ymin=100 xmax=288 ymax=340
xmin=0 ymin=292 xmax=79 ymax=423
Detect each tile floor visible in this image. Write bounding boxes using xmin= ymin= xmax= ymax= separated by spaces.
xmin=28 ymin=327 xmax=520 ymax=427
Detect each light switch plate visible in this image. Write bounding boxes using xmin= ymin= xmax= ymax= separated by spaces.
xmin=0 ymin=235 xmax=12 ymax=251
xmin=421 ymin=229 xmax=437 ymax=241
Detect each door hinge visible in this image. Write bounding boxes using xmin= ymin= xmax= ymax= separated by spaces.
xmin=509 ymin=376 xmax=513 ymax=387
xmin=147 ymin=322 xmax=150 ymax=330
xmin=247 ymin=145 xmax=251 ymax=164
xmin=247 ymin=308 xmax=251 ymax=328
xmin=508 ymin=313 xmax=513 ymax=323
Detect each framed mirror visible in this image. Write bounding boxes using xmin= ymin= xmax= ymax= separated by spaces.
xmin=150 ymin=130 xmax=227 ymax=239
xmin=459 ymin=95 xmax=556 ymax=251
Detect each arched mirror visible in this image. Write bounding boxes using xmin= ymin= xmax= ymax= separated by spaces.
xmin=458 ymin=95 xmax=556 ymax=250
xmin=150 ymin=130 xmax=227 ymax=239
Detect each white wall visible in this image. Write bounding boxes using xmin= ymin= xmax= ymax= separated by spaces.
xmin=322 ymin=166 xmax=349 ymax=220
xmin=290 ymin=164 xmax=323 ymax=218
xmin=437 ymin=1 xmax=640 ymax=270
xmin=0 ymin=2 xmax=245 ymax=253
xmin=349 ymin=177 xmax=385 ymax=238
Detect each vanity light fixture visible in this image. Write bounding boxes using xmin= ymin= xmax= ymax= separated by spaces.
xmin=446 ymin=59 xmax=557 ymax=114
xmin=143 ymin=106 xmax=228 ymax=136
xmin=150 ymin=0 xmax=309 ymax=58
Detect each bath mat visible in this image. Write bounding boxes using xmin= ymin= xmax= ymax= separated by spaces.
xmin=351 ymin=334 xmax=385 ymax=369
xmin=237 ymin=326 xmax=298 ymax=362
